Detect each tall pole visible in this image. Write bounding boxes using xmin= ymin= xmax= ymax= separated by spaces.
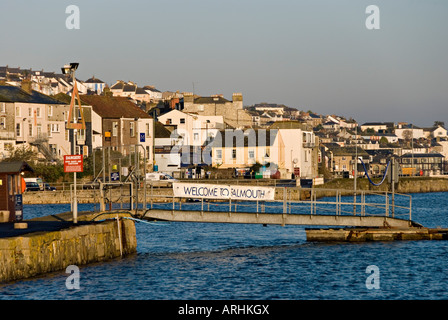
xmin=72 ymin=71 xmax=78 ymax=224
xmin=354 ymin=133 xmax=357 ymax=215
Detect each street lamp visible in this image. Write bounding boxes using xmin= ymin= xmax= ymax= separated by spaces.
xmin=61 ymin=62 xmax=83 ymax=224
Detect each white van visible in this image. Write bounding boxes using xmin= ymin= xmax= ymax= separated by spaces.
xmin=24 ymin=177 xmax=44 ymax=191
xmin=145 ymin=172 xmax=177 ymax=187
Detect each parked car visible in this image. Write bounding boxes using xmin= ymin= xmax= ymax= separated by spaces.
xmin=44 ymin=183 xmax=56 ymax=191
xmin=24 ymin=177 xmax=44 ymax=191
xmin=25 ymin=182 xmax=41 ymax=192
xmin=145 ymin=172 xmax=177 ymax=187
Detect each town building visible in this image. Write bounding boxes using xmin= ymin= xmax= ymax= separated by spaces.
xmin=79 ymin=95 xmax=154 ymax=167
xmin=158 ymin=109 xmax=225 ymax=146
xmin=0 ymin=84 xmax=74 ymax=161
xmin=84 ymin=76 xmax=106 ymax=94
xmin=182 ymin=93 xmax=252 ymax=129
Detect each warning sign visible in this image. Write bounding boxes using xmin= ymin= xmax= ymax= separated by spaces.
xmin=64 ymin=155 xmax=84 ymax=173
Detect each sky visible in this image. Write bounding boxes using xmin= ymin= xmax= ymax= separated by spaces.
xmin=0 ymin=0 xmax=447 ymax=127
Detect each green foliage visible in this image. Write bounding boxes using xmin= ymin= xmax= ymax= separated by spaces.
xmin=29 ymin=162 xmax=64 ymax=183
xmin=3 ymin=145 xmax=37 ymax=163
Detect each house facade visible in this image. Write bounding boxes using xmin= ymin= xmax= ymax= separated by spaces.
xmin=209 ymin=128 xmax=318 ymax=178
xmin=0 ymin=85 xmax=74 ymax=161
xmin=158 ymin=109 xmax=225 ymax=146
xmin=79 ymin=95 xmax=154 ymax=167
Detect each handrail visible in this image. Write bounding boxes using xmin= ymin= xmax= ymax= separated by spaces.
xmin=143 ymin=186 xmax=412 ymax=222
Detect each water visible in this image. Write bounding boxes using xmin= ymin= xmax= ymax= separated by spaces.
xmin=1 ymin=192 xmax=448 ymax=300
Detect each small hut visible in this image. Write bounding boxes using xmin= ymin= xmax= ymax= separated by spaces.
xmin=0 ymin=161 xmax=34 ymax=222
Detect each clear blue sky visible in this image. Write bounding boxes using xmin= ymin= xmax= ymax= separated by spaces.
xmin=1 ymin=0 xmax=447 ymax=127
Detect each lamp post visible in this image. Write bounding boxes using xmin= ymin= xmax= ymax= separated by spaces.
xmin=61 ymin=63 xmax=80 ymax=223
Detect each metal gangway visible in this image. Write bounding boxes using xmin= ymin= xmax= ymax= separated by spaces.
xmin=139 ymin=185 xmax=419 ymax=229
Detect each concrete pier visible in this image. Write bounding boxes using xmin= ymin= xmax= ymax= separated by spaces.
xmin=305 ymin=227 xmax=448 ymax=242
xmin=0 ymin=212 xmax=137 ymax=283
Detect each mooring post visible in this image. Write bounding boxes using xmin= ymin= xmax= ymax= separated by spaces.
xmin=116 ymin=214 xmax=123 ymax=257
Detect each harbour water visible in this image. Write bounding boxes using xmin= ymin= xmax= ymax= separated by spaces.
xmin=1 ymin=192 xmax=448 ymax=300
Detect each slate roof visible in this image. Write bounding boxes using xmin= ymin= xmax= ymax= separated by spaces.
xmin=79 ymin=95 xmax=151 ymax=119
xmin=85 ymin=77 xmax=105 ymax=84
xmin=0 ymin=85 xmax=65 ymax=104
xmin=194 ymin=96 xmax=230 ymax=104
xmin=0 ymin=161 xmax=34 ymax=173
xmin=401 ymin=153 xmax=444 ymax=158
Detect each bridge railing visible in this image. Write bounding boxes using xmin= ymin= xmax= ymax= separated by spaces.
xmin=145 ymin=186 xmax=413 ymax=222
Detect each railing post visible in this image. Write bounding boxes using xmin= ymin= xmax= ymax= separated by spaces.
xmin=283 ymin=187 xmax=287 ymax=214
xmin=385 ymin=192 xmax=389 ymax=217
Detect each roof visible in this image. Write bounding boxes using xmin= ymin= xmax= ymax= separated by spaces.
xmin=85 ymin=76 xmax=105 ymax=84
xmin=0 ymin=85 xmax=65 ymax=105
xmin=52 ymin=92 xmax=89 ymax=105
xmin=135 ymin=87 xmax=149 ymax=95
xmin=401 ymin=153 xmax=444 ymax=158
xmin=79 ymin=95 xmax=151 ymax=119
xmin=194 ymin=96 xmax=230 ymax=104
xmin=361 ymin=122 xmax=394 ymax=127
xmin=154 ymin=121 xmax=172 ymax=138
xmin=123 ymin=84 xmax=136 ymax=92
xmin=269 ymin=121 xmax=308 ymax=130
xmin=0 ymin=161 xmax=34 ymax=173
xmin=328 ymin=146 xmax=369 ymax=157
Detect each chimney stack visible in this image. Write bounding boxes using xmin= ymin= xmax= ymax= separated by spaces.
xmin=21 ymin=79 xmax=32 ymax=94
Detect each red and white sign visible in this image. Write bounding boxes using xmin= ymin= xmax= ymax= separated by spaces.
xmin=64 ymin=155 xmax=83 ymax=173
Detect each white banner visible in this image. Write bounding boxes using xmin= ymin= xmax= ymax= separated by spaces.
xmin=173 ymin=182 xmax=275 ymax=201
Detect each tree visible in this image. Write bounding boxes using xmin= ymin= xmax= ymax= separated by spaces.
xmin=379 ymin=137 xmax=388 ymax=147
xmin=2 ymin=145 xmax=37 ymax=163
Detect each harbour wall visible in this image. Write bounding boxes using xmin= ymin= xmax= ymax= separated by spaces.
xmin=0 ymin=214 xmax=137 ymax=283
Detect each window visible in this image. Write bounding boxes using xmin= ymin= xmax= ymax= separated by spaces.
xmin=83 ymin=146 xmax=89 ymax=158
xmin=28 ymin=124 xmax=33 ymax=136
xmin=28 ymin=108 xmax=32 ymax=117
xmin=216 ymin=149 xmax=222 ymax=159
xmin=112 ymin=122 xmax=118 ymax=136
xmin=0 ymin=103 xmax=5 ymax=113
xmin=48 ymin=105 xmax=53 ymax=117
xmin=0 ymin=116 xmax=6 ymax=129
xmin=15 ymin=106 xmax=21 ymax=117
xmin=249 ymin=150 xmax=255 ymax=159
xmin=36 ymin=107 xmax=41 ymax=118
xmin=16 ymin=123 xmax=21 ymax=137
xmin=65 ymin=129 xmax=69 ymax=141
xmin=78 ymin=129 xmax=86 ymax=141
xmin=36 ymin=124 xmax=42 ymax=136
xmin=232 ymin=149 xmax=237 ymax=159
xmin=194 ymin=133 xmax=199 ymax=141
xmin=146 ymin=123 xmax=150 ymax=137
xmin=47 ymin=124 xmax=52 ymax=137
xmin=130 ymin=122 xmax=135 ymax=137
xmin=180 ymin=118 xmax=185 ymax=124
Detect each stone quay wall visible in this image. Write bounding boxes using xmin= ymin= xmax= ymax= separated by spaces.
xmin=0 ymin=217 xmax=137 ymax=283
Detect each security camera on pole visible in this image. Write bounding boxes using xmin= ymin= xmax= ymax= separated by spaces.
xmin=62 ymin=63 xmax=86 ymax=224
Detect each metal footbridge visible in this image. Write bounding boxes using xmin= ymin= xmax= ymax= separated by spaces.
xmin=135 ymin=183 xmax=420 ymax=229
